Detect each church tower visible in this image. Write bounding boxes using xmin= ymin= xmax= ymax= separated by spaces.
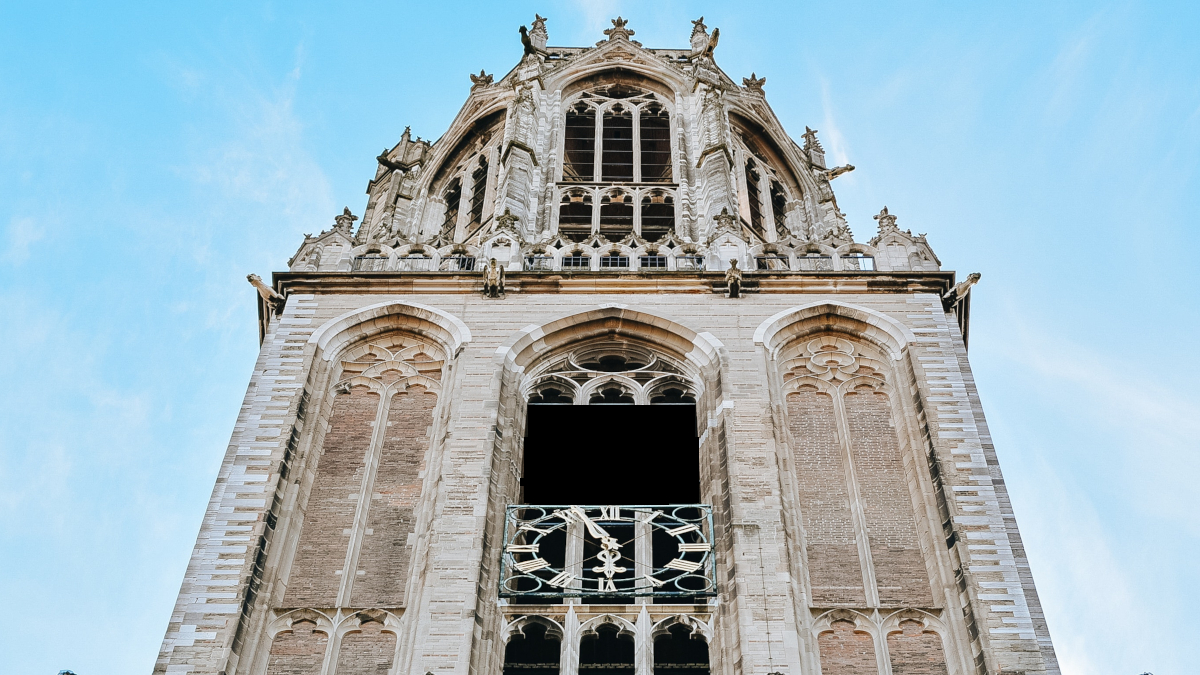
xmin=157 ymin=16 xmax=1058 ymax=675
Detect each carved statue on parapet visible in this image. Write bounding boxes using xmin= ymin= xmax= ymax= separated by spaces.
xmin=873 ymin=206 xmax=899 ymax=235
xmin=334 ymin=207 xmax=358 ymax=235
xmin=725 ymin=259 xmax=742 ymax=299
xmin=483 ymin=258 xmax=505 ymax=298
xmin=944 ymin=272 xmax=981 ymax=305
xmin=247 ymin=274 xmax=286 ymax=315
xmin=690 ymin=17 xmax=710 ymax=55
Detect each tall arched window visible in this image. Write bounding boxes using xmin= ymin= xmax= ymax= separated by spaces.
xmin=467 ymin=155 xmax=490 ymax=235
xmin=440 ymin=178 xmax=462 ymax=237
xmin=770 ymin=180 xmax=789 ymax=238
xmin=564 ymin=102 xmax=596 ymax=182
xmin=558 ymin=84 xmax=676 ymax=243
xmin=744 ymin=161 xmax=765 ymax=238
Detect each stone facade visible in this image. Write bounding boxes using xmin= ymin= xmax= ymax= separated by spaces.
xmin=156 ymin=15 xmax=1057 ymax=675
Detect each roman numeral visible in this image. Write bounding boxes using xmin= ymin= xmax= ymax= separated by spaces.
xmin=548 ymin=571 xmax=574 ymax=588
xmin=597 ymin=578 xmax=617 ymax=592
xmin=518 ymin=524 xmax=552 ymax=535
xmin=643 ymin=575 xmax=665 ymax=588
xmin=665 ymin=559 xmax=701 ymax=573
xmin=666 ymin=523 xmax=699 ymax=536
xmin=600 ymin=506 xmax=621 ymax=520
xmin=678 ymin=543 xmax=710 ymax=552
xmin=640 ymin=510 xmax=663 ymax=525
xmin=508 ymin=544 xmax=540 ymax=553
xmin=514 ymin=558 xmax=550 ymax=573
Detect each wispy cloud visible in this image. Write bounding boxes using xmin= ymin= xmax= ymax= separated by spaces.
xmin=819 ymin=79 xmax=852 ymax=168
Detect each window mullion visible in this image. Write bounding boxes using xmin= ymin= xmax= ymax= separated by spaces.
xmin=632 ymin=106 xmax=642 ymax=183
xmin=593 ymin=105 xmax=604 ymax=184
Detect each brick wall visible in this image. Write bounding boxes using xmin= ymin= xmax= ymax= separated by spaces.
xmin=816 ymin=620 xmax=877 ymax=675
xmin=844 ymin=389 xmax=933 ymax=606
xmin=787 ymin=388 xmax=865 ymax=605
xmin=334 ymin=622 xmax=397 ymax=674
xmin=265 ymin=621 xmax=327 ymax=675
xmin=887 ymin=620 xmax=948 ymax=675
xmin=350 ymin=385 xmax=437 ymax=607
xmin=285 ymin=387 xmax=378 ymax=607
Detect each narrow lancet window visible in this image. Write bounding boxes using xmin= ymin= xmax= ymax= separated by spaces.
xmin=564 ymin=103 xmax=596 ymax=182
xmin=744 ymin=162 xmax=764 ymax=237
xmin=640 ymin=103 xmax=672 ymax=182
xmin=602 ymin=105 xmax=635 ymax=182
xmin=770 ymin=180 xmax=788 ymax=237
xmin=441 ymin=177 xmax=462 ymax=237
xmin=467 ymin=156 xmax=489 ymax=233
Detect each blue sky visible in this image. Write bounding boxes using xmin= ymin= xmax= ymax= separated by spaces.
xmin=1 ymin=2 xmax=1196 ymax=673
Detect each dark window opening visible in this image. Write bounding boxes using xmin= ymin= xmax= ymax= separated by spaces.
xmin=565 ymin=104 xmax=596 ymax=182
xmin=522 ymin=405 xmax=699 ymax=505
xmin=602 ymin=107 xmax=635 ymax=182
xmin=504 ymin=622 xmax=562 ymax=675
xmin=640 ymin=192 xmax=674 ymax=242
xmin=654 ymin=624 xmax=710 ymax=675
xmin=578 ymin=355 xmax=646 ymax=372
xmin=599 ymin=192 xmax=634 ymax=240
xmin=770 ymin=181 xmax=788 ymax=238
xmin=560 ymin=192 xmax=594 ymax=243
xmin=468 ymin=157 xmax=489 ymax=231
xmin=580 ymin=625 xmax=634 ymax=675
xmin=744 ymin=163 xmax=764 ymax=237
xmin=441 ymin=178 xmax=462 ymax=236
xmin=640 ymin=104 xmax=672 ymax=183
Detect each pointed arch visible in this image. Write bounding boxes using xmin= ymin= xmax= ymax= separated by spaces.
xmin=753 ymin=300 xmax=915 ymax=361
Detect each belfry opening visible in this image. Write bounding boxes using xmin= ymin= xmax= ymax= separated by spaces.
xmin=520 ymin=349 xmax=701 ymax=505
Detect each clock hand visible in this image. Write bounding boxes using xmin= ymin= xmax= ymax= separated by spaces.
xmin=568 ymin=505 xmax=613 ymax=541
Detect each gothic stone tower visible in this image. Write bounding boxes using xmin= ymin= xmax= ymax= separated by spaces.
xmin=156 ymin=16 xmax=1058 ymax=675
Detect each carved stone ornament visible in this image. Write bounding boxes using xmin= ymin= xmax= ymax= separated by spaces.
xmin=873 ymin=206 xmax=899 ymax=235
xmin=334 ymin=207 xmax=358 ymax=234
xmin=725 ymin=259 xmax=742 ymax=299
xmin=742 ymin=73 xmax=766 ymax=92
xmin=604 ymin=17 xmax=634 ymax=42
xmin=247 ymin=273 xmax=286 ymax=315
xmin=483 ymin=258 xmax=505 ymax=298
xmin=497 ymin=208 xmax=520 ymax=232
xmin=469 ymin=70 xmax=494 ymax=89
xmin=529 ymin=14 xmax=548 ymax=51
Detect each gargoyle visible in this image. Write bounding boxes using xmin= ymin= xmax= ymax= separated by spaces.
xmin=519 ymin=25 xmax=542 ymax=56
xmin=376 ymin=150 xmax=416 ymax=173
xmin=821 ymin=164 xmax=855 ymax=181
xmin=703 ymin=27 xmax=720 ymax=58
xmin=943 ymin=272 xmax=981 ymax=304
xmin=247 ymin=274 xmax=286 ymax=315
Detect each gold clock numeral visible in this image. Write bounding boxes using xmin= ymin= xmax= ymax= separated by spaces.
xmin=548 ymin=571 xmax=574 ymax=587
xmin=678 ymin=543 xmax=710 ymax=552
xmin=514 ymin=558 xmax=551 ymax=573
xmin=666 ymin=523 xmax=699 ymax=536
xmin=508 ymin=544 xmax=540 ymax=553
xmin=665 ymin=559 xmax=701 ymax=573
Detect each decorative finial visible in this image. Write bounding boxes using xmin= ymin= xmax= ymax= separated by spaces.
xmin=604 ymin=17 xmax=634 ymax=41
xmin=743 ymin=73 xmax=766 ymax=92
xmin=469 ymin=69 xmax=493 ymax=89
xmin=873 ymin=206 xmax=898 ymax=234
xmin=529 ymin=14 xmax=549 ymax=51
xmin=334 ymin=207 xmax=358 ymax=234
xmin=803 ymin=127 xmax=823 ymax=153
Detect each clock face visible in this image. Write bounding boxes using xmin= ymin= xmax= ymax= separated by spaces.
xmin=500 ymin=504 xmax=715 ymax=598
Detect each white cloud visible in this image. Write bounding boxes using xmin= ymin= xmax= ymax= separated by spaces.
xmin=819 ymin=80 xmax=852 ymax=168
